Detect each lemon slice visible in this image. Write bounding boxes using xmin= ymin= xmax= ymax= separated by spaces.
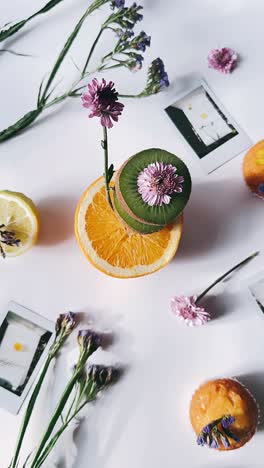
xmin=0 ymin=190 xmax=39 ymax=257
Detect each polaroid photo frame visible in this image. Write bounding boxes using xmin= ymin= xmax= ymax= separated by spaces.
xmin=248 ymin=271 xmax=264 ymax=315
xmin=165 ymin=79 xmax=252 ymax=174
xmin=0 ymin=302 xmax=55 ymax=414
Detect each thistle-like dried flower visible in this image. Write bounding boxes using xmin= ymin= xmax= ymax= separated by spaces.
xmin=77 ymin=329 xmax=102 ymax=354
xmin=207 ymin=47 xmax=238 ymax=74
xmin=87 ymin=364 xmax=118 ymax=387
xmin=197 ymin=415 xmax=239 ymax=449
xmin=137 ymin=162 xmax=184 ymax=206
xmin=55 ymin=312 xmax=76 ymax=336
xmin=140 ymin=58 xmax=169 ymax=96
xmin=171 ymin=295 xmax=210 ymax=327
xmin=81 ymin=79 xmax=124 ymax=128
xmin=0 ymin=224 xmax=20 ymax=259
xmin=131 ymin=31 xmax=151 ymax=52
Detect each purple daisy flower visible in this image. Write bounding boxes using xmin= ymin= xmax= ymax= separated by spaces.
xmin=137 ymin=162 xmax=184 ymax=206
xmin=207 ymin=47 xmax=238 ymax=74
xmin=171 ymin=295 xmax=211 ymax=327
xmin=81 ymin=79 xmax=124 ymax=129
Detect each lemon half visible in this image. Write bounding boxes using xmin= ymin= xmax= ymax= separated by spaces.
xmin=0 ymin=190 xmax=39 ymax=257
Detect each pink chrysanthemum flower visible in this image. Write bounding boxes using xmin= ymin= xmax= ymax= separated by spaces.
xmin=207 ymin=47 xmax=238 ymax=74
xmin=137 ymin=162 xmax=184 ymax=206
xmin=171 ymin=295 xmax=210 ymax=327
xmin=81 ymin=78 xmax=124 ymax=128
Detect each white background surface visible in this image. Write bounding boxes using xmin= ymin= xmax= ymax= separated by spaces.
xmin=0 ymin=0 xmax=264 ymax=467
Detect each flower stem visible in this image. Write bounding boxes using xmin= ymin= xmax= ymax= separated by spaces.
xmin=10 ymin=356 xmax=53 ymax=468
xmin=196 ymin=251 xmax=259 ymax=303
xmin=82 ymin=28 xmax=104 ymax=75
xmin=29 ymin=368 xmax=82 ymax=468
xmin=102 ymin=126 xmax=113 ymax=210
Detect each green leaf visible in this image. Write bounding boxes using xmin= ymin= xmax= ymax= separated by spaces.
xmin=107 ymin=164 xmax=114 ymax=184
xmin=0 ymin=108 xmax=43 ymax=143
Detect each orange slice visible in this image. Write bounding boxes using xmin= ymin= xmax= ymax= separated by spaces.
xmin=75 ymin=177 xmax=183 ymax=278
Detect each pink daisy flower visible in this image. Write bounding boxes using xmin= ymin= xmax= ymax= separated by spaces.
xmin=207 ymin=47 xmax=238 ymax=74
xmin=171 ymin=295 xmax=210 ymax=327
xmin=137 ymin=162 xmax=184 ymax=206
xmin=81 ymin=78 xmax=124 ymax=128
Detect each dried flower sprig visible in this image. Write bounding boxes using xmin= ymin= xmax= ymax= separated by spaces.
xmin=0 ymin=0 xmax=64 ymax=43
xmin=30 ymin=364 xmax=120 ymax=467
xmin=0 ymin=1 xmax=169 ymax=143
xmin=171 ymin=251 xmax=259 ymax=326
xmin=81 ymin=78 xmax=124 ymax=209
xmin=120 ymin=58 xmax=169 ymax=98
xmin=197 ymin=415 xmax=240 ymax=449
xmin=0 ymin=224 xmax=20 ymax=259
xmin=28 ymin=329 xmax=119 ymax=468
xmin=10 ymin=312 xmax=76 ymax=468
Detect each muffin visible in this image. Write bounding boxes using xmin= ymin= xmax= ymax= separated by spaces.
xmin=190 ymin=378 xmax=259 ymax=450
xmin=243 ymin=140 xmax=264 ymax=199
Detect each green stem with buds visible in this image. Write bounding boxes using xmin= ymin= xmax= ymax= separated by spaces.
xmin=29 ymin=367 xmax=83 ymax=468
xmin=196 ymin=251 xmax=259 ymax=303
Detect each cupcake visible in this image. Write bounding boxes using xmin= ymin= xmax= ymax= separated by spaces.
xmin=190 ymin=378 xmax=259 ymax=450
xmin=243 ymin=140 xmax=264 ymax=199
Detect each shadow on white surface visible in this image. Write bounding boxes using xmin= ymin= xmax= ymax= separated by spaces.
xmin=237 ymin=372 xmax=264 ymax=431
xmin=177 ymin=178 xmax=259 ymax=259
xmin=37 ymin=195 xmax=76 ymax=245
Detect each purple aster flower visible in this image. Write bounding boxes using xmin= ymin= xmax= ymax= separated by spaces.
xmin=171 ymin=295 xmax=210 ymax=327
xmin=207 ymin=47 xmax=238 ymax=74
xmin=77 ymin=329 xmax=102 ymax=354
xmin=137 ymin=162 xmax=184 ymax=206
xmin=81 ymin=79 xmax=124 ymax=129
xmin=221 ymin=415 xmax=235 ymax=429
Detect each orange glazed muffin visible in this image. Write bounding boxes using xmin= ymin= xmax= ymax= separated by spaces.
xmin=243 ymin=140 xmax=264 ymax=199
xmin=190 ymin=379 xmax=258 ymax=451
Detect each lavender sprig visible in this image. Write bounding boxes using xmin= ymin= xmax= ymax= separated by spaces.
xmin=197 ymin=415 xmax=240 ymax=449
xmin=0 ymin=224 xmax=20 ymax=259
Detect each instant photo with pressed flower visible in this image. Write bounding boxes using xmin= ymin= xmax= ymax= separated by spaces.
xmin=165 ymin=80 xmax=251 ymax=174
xmin=0 ymin=302 xmax=54 ymax=413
